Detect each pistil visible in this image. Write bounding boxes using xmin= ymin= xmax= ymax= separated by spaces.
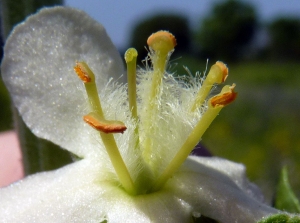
xmin=125 ymin=48 xmax=138 ymax=120
xmin=142 ymin=31 xmax=177 ymax=163
xmin=125 ymin=48 xmax=140 ymax=150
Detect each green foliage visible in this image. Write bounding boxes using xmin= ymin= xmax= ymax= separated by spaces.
xmin=257 ymin=213 xmax=300 ymax=223
xmin=275 ymin=167 xmax=300 ymax=213
xmin=195 ymin=0 xmax=257 ymax=61
xmin=128 ymin=13 xmax=190 ymax=60
xmin=0 ymin=74 xmax=12 ymax=131
xmin=268 ymin=17 xmax=300 ymax=60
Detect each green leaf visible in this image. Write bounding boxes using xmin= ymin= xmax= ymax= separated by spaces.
xmin=275 ymin=166 xmax=300 ymax=213
xmin=257 ymin=213 xmax=300 ymax=223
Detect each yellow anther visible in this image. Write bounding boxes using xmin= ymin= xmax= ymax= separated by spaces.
xmin=125 ymin=48 xmax=138 ymax=63
xmin=74 ymin=61 xmax=94 ymax=83
xmin=210 ymin=84 xmax=237 ymax=108
xmin=147 ymin=31 xmax=177 ymax=53
xmin=83 ymin=112 xmax=127 ymax=134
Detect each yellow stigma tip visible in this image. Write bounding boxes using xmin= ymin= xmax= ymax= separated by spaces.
xmin=125 ymin=48 xmax=138 ymax=63
xmin=215 ymin=61 xmax=229 ymax=82
xmin=210 ymin=84 xmax=237 ymax=107
xmin=147 ymin=31 xmax=177 ymax=53
xmin=74 ymin=61 xmax=92 ymax=83
xmin=83 ymin=113 xmax=127 ymax=134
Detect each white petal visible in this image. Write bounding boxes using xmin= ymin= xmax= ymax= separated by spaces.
xmin=0 ymin=159 xmax=190 ymax=223
xmin=0 ymin=156 xmax=280 ymax=223
xmin=169 ymin=156 xmax=279 ymax=223
xmin=1 ymin=7 xmax=125 ymax=157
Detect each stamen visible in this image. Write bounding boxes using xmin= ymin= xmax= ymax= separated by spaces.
xmin=143 ymin=31 xmax=176 ymax=162
xmin=151 ymin=84 xmax=237 ymax=192
xmin=74 ymin=62 xmax=135 ymax=195
xmin=191 ymin=61 xmax=229 ymax=112
xmin=74 ymin=61 xmax=103 ymax=115
xmin=83 ymin=112 xmax=127 ymax=134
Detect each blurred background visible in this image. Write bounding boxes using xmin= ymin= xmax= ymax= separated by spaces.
xmin=1 ymin=0 xmax=300 ymax=201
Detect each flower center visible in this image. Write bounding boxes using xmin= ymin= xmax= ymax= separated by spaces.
xmin=74 ymin=31 xmax=237 ymax=195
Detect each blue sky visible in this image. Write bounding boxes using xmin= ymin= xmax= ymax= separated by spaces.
xmin=65 ymin=0 xmax=300 ymax=49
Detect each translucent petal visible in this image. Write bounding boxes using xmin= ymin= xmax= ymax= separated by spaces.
xmin=0 ymin=159 xmax=190 ymax=223
xmin=170 ymin=156 xmax=279 ymax=223
xmin=1 ymin=7 xmax=125 ymax=157
xmin=0 ymin=156 xmax=281 ymax=223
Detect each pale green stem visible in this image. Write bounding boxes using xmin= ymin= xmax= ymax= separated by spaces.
xmin=151 ymin=105 xmax=222 ymax=192
xmin=100 ymin=132 xmax=136 ymax=195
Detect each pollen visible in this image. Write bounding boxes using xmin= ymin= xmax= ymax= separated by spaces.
xmin=74 ymin=61 xmax=92 ymax=83
xmin=210 ymin=84 xmax=237 ymax=107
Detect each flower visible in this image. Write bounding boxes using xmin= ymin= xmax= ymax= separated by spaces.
xmin=0 ymin=6 xmax=281 ymax=223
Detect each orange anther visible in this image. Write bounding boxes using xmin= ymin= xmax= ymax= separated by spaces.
xmin=83 ymin=114 xmax=127 ymax=134
xmin=210 ymin=85 xmax=237 ymax=107
xmin=74 ymin=62 xmax=91 ymax=83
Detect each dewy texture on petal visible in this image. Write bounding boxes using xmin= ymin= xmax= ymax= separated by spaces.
xmin=1 ymin=7 xmax=125 ymax=158
xmin=0 ymin=156 xmax=278 ymax=223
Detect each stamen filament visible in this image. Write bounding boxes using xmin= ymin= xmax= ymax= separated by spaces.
xmin=100 ymin=133 xmax=136 ymax=195
xmin=75 ymin=62 xmax=104 ymax=116
xmin=191 ymin=61 xmax=229 ymax=112
xmin=151 ymin=84 xmax=236 ymax=192
xmin=74 ymin=62 xmax=136 ymax=195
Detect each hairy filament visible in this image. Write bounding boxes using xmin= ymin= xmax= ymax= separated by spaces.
xmin=142 ymin=31 xmax=177 ymax=164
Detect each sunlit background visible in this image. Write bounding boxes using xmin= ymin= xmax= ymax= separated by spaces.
xmin=1 ymin=0 xmax=300 ymax=201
